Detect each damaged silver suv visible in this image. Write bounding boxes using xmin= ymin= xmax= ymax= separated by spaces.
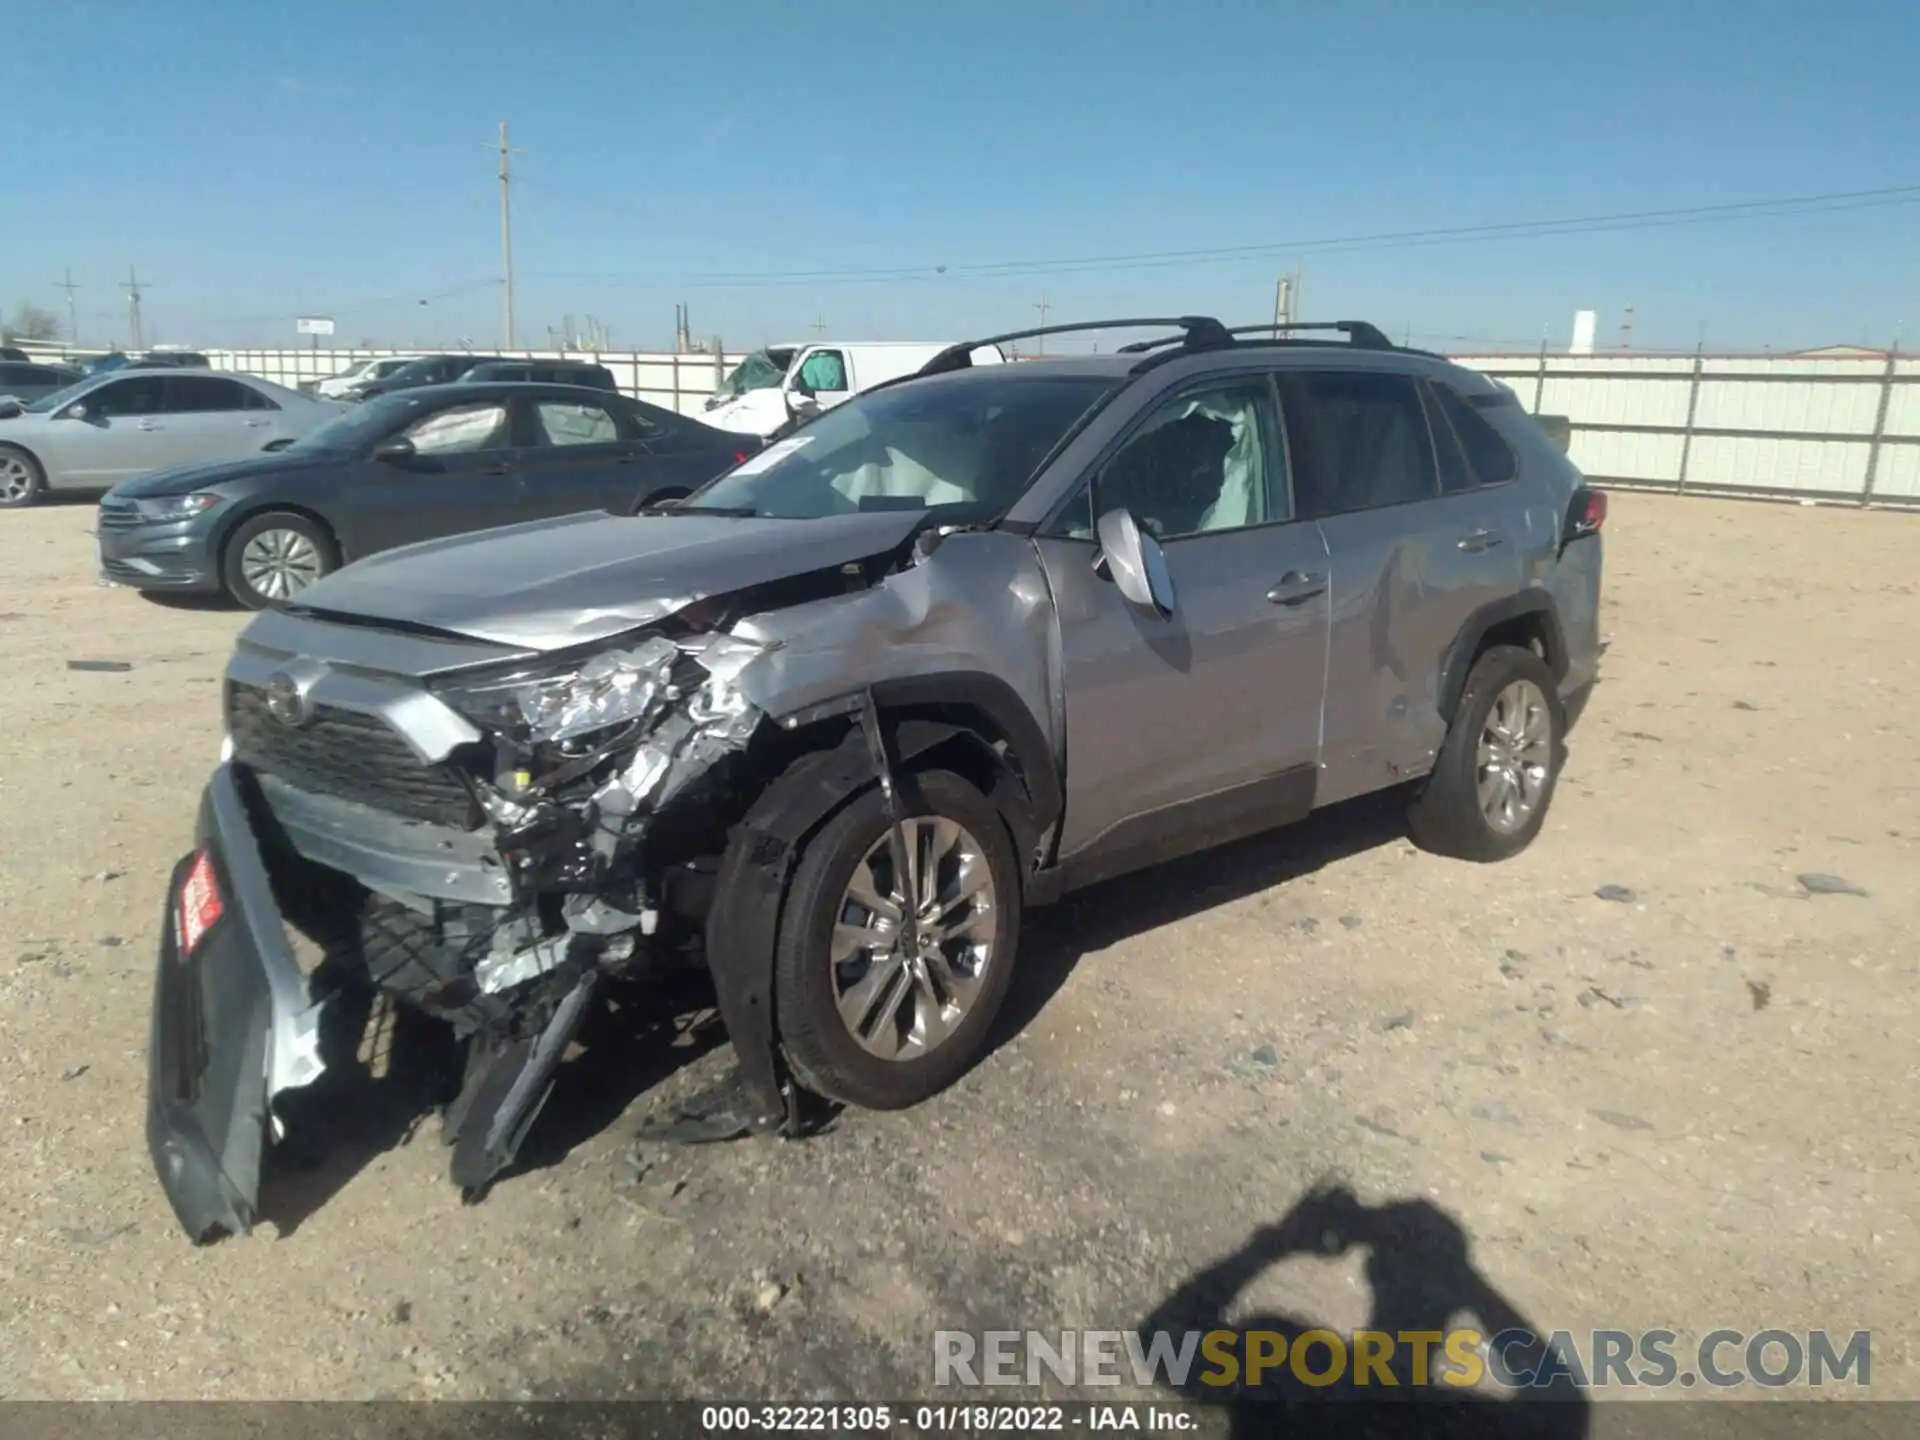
xmin=146 ymin=317 xmax=1606 ymax=1240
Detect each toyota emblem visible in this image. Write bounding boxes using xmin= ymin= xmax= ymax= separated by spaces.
xmin=264 ymin=671 xmax=312 ymax=728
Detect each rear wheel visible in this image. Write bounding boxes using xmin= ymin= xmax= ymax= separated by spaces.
xmin=0 ymin=446 xmax=45 ymax=508
xmin=773 ymin=769 xmax=1020 ymax=1110
xmin=221 ymin=511 xmax=336 ymax=609
xmin=1406 ymin=644 xmax=1565 ymax=862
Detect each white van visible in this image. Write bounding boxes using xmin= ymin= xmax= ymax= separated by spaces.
xmin=702 ymin=340 xmax=1005 ymax=437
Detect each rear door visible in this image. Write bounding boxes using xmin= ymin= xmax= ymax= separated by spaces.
xmin=336 ymin=394 xmax=529 ymax=555
xmin=159 ymin=374 xmax=280 ymax=469
xmin=513 ymin=392 xmax=649 ymax=517
xmin=1278 ymin=368 xmax=1524 ymax=806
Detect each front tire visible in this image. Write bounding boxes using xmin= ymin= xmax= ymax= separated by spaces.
xmin=774 ymin=769 xmax=1020 ymax=1110
xmin=220 ymin=511 xmax=337 ymax=609
xmin=0 ymin=446 xmax=46 ymax=508
xmin=1406 ymin=644 xmax=1566 ymax=862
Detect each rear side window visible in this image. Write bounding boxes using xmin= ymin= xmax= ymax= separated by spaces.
xmin=165 ymin=376 xmax=253 ymax=413
xmin=1276 ymin=371 xmax=1438 ymax=518
xmin=1428 ymin=382 xmax=1517 ymax=487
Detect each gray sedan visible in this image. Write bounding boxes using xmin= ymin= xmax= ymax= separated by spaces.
xmin=0 ymin=369 xmax=343 ymax=507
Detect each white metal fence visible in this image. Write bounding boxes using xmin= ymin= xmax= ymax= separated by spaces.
xmin=206 ymin=347 xmax=748 ymax=418
xmin=1452 ymin=350 xmax=1919 ymax=505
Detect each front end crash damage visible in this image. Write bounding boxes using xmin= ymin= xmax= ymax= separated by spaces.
xmin=146 ymin=516 xmax=1064 ymax=1237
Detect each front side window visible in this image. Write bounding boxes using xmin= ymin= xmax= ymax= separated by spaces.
xmin=1059 ymin=379 xmax=1283 ymax=541
xmin=1277 ymin=371 xmax=1438 ymax=519
xmin=797 ymin=349 xmax=848 ymax=393
xmin=404 ymin=401 xmax=509 ymax=456
xmin=87 ymin=376 xmax=168 ymax=417
xmin=534 ymin=401 xmax=620 ymax=447
xmin=684 ymin=373 xmax=1116 ymax=522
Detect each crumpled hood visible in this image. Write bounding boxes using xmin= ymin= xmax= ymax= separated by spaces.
xmin=292 ymin=508 xmax=929 ymax=650
xmin=107 ymin=451 xmax=321 ymax=499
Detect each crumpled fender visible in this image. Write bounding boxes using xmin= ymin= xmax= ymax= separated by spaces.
xmin=705 ymin=710 xmax=1034 ymax=1128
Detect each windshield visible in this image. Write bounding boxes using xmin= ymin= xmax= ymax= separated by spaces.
xmin=290 ymin=392 xmax=430 ymax=452
xmin=712 ymin=349 xmax=792 ymax=402
xmin=23 ymin=378 xmax=94 ymax=413
xmin=683 ymin=372 xmax=1117 ymax=522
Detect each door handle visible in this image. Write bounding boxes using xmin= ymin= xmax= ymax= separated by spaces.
xmin=137 ymin=420 xmax=161 ymax=431
xmin=244 ymin=418 xmax=270 ymax=428
xmin=1456 ymin=528 xmax=1503 ymax=552
xmin=481 ymin=462 xmax=512 ymax=475
xmin=1266 ymin=570 xmax=1326 ymax=606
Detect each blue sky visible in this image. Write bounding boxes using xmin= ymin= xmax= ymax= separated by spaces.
xmin=6 ymin=0 xmax=1917 ymax=353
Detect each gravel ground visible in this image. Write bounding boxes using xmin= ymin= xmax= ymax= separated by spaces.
xmin=0 ymin=491 xmax=1915 ymax=1415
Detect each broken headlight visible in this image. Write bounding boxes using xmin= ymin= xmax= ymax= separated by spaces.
xmin=434 ymin=635 xmax=686 ymax=747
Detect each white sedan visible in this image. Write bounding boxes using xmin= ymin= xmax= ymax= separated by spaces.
xmin=0 ymin=370 xmax=345 ymax=507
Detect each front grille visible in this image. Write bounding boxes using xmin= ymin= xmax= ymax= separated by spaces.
xmin=97 ymin=499 xmax=139 ymax=530
xmin=226 ymin=682 xmax=480 ymax=829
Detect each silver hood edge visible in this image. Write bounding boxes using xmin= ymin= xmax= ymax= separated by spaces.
xmin=289 ymin=508 xmax=929 ymax=651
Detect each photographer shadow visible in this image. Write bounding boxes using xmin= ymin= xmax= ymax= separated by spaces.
xmin=1140 ymin=1186 xmax=1590 ymax=1439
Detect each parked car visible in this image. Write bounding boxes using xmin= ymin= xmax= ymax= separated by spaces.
xmin=0 ymin=361 xmax=83 ymax=404
xmin=458 ymin=358 xmax=617 ymax=391
xmin=97 ymin=382 xmax=755 ymax=607
xmin=702 ymin=340 xmax=1005 ymax=437
xmin=76 ymin=352 xmax=131 ymax=377
xmin=0 ymin=370 xmax=342 ymax=507
xmin=0 ymin=346 xmax=32 ymax=363
xmin=349 ymin=353 xmax=503 ymax=401
xmin=135 ymin=350 xmax=213 ymax=368
xmin=312 ymin=356 xmax=420 ymax=400
xmin=142 ymin=313 xmax=1605 ymax=1240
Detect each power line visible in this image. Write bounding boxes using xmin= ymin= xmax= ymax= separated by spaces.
xmin=533 ymin=182 xmax=1920 ymax=289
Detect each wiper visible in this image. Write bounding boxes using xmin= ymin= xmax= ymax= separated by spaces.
xmin=647 ymin=503 xmax=759 ymax=517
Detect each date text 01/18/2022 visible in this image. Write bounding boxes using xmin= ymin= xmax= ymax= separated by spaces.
xmin=698 ymin=1405 xmax=1200 ymax=1432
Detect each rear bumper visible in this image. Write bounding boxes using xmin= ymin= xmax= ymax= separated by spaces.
xmin=98 ymin=516 xmax=221 ymax=591
xmin=146 ymin=765 xmax=328 ymax=1242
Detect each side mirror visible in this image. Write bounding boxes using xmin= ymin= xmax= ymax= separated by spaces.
xmin=787 ymin=371 xmax=816 ymax=398
xmin=787 ymin=391 xmax=822 ymax=421
xmin=1095 ymin=507 xmax=1175 ymax=617
xmin=60 ymin=403 xmax=89 ymax=421
xmin=372 ymin=436 xmax=417 ymax=463
xmin=0 ymin=398 xmax=22 ymax=419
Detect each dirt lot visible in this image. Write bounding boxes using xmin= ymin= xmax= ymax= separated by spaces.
xmin=1 ymin=491 xmax=1915 ymax=1414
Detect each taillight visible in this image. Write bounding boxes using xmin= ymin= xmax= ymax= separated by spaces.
xmin=1563 ymin=487 xmax=1607 ymax=544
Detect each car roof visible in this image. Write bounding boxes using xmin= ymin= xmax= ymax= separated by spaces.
xmin=375 ymin=380 xmax=635 ymax=404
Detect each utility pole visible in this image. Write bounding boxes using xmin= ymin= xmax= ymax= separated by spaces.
xmin=1620 ymin=304 xmax=1635 ymax=351
xmin=57 ymin=269 xmax=81 ymax=348
xmin=1034 ymin=291 xmax=1051 ymax=354
xmin=811 ymin=313 xmax=827 ymax=336
xmin=122 ymin=267 xmax=146 ymax=351
xmin=494 ymin=121 xmax=526 ymax=349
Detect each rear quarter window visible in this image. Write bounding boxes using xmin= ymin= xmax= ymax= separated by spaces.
xmin=1430 ymin=382 xmax=1517 ymax=486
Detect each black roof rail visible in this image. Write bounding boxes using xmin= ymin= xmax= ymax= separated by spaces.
xmin=917 ymin=316 xmax=1234 ymax=376
xmin=1118 ymin=320 xmax=1397 ymax=355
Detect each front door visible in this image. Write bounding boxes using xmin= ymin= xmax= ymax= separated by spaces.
xmin=1034 ymin=375 xmax=1331 ymax=885
xmin=50 ymin=373 xmax=172 ymax=485
xmin=338 ymin=396 xmax=529 ymax=557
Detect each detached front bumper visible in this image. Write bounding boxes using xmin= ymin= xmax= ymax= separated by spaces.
xmin=147 ymin=764 xmax=328 ymax=1242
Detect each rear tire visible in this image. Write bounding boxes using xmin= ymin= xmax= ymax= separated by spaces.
xmin=773 ymin=769 xmax=1020 ymax=1110
xmin=0 ymin=446 xmax=45 ymax=508
xmin=1406 ymin=644 xmax=1565 ymax=862
xmin=220 ymin=511 xmax=337 ymax=609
